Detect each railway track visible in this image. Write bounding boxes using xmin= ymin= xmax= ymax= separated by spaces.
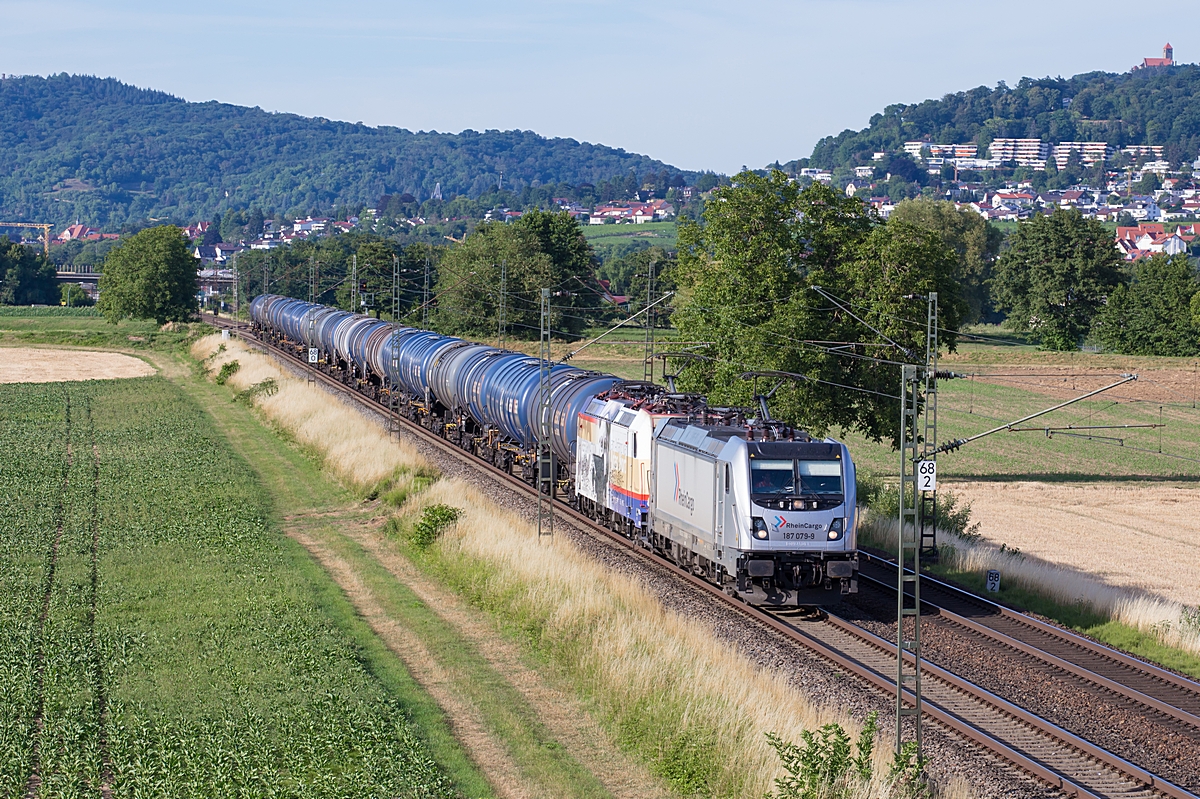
xmin=208 ymin=316 xmax=1199 ymax=799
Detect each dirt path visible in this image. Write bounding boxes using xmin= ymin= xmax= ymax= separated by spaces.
xmin=288 ymin=524 xmax=534 ymax=799
xmin=288 ymin=510 xmax=669 ymax=799
xmin=341 ymin=521 xmax=671 ymax=799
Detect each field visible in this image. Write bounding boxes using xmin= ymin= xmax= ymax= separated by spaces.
xmin=0 ymin=371 xmax=482 ymax=797
xmin=581 ymin=221 xmax=677 ymax=261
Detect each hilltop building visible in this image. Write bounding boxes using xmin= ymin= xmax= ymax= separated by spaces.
xmin=1133 ymin=43 xmax=1174 ymax=71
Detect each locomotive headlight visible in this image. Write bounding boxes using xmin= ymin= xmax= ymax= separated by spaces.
xmin=752 ymin=517 xmax=769 ymax=540
xmin=827 ymin=518 xmax=845 ymax=541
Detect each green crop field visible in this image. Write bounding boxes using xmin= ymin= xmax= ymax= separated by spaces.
xmin=0 ymin=376 xmax=466 ymax=797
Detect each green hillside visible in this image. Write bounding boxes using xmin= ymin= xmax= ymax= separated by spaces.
xmin=0 ymin=74 xmax=688 ymax=229
xmin=803 ymin=65 xmax=1200 ymax=170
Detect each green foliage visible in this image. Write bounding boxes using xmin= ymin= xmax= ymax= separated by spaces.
xmin=991 ymin=210 xmax=1123 ymax=350
xmin=97 ymin=225 xmax=198 ymax=324
xmin=672 ymin=172 xmax=964 ymax=446
xmin=1093 ymin=254 xmax=1200 ymax=356
xmin=0 ymin=74 xmax=681 ymax=229
xmin=214 ymin=359 xmax=240 ymax=385
xmin=859 ymin=473 xmax=981 ymax=541
xmin=409 ymin=504 xmax=461 ymax=549
xmin=888 ymin=743 xmax=930 ymax=798
xmin=233 ymin=378 xmax=278 ymax=405
xmin=0 ymin=235 xmax=57 ymax=305
xmin=765 ymin=712 xmax=880 ymax=799
xmin=59 ymin=282 xmax=94 ymax=307
xmin=433 ymin=212 xmax=598 ymax=339
xmin=805 ymin=67 xmax=1200 ymax=172
xmin=887 ymin=199 xmax=1002 ymax=323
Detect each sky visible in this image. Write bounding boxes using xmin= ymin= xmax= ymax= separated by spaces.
xmin=1 ymin=1 xmax=1192 ymax=174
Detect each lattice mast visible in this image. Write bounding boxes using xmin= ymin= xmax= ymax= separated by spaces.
xmin=537 ymin=288 xmax=554 ymax=541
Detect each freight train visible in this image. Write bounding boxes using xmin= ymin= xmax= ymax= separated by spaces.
xmin=250 ymin=294 xmax=859 ymax=605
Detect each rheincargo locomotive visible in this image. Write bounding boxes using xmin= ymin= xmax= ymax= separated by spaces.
xmin=250 ymin=294 xmax=859 ymax=605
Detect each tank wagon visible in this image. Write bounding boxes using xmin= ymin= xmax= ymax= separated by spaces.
xmin=250 ymin=294 xmax=858 ymax=605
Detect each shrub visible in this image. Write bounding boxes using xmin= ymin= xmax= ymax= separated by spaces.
xmin=233 ymin=378 xmax=278 ymax=405
xmin=859 ymin=473 xmax=980 ymax=541
xmin=410 ymin=504 xmax=460 ymax=549
xmin=765 ymin=712 xmax=879 ymax=799
xmin=215 ymin=360 xmax=240 ymax=385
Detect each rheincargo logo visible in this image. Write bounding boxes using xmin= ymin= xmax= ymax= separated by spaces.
xmin=673 ymin=464 xmax=695 ymax=513
xmin=773 ymin=516 xmax=824 ymax=531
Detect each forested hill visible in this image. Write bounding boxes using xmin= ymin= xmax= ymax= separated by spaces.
xmin=804 ymin=65 xmax=1200 ymax=170
xmin=0 ymin=74 xmax=682 ymax=228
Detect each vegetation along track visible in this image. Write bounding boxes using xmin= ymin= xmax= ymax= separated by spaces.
xmin=851 ymin=552 xmax=1200 ymax=791
xmin=212 ymin=316 xmax=1198 ymax=799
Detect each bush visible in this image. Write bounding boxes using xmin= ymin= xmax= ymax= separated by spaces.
xmin=233 ymin=378 xmax=278 ymax=405
xmin=409 ymin=504 xmax=460 ymax=549
xmin=859 ymin=473 xmax=980 ymax=541
xmin=765 ymin=712 xmax=878 ymax=799
xmin=215 ymin=360 xmax=240 ymax=385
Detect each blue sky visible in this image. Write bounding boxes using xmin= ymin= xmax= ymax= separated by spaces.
xmin=1 ymin=1 xmax=1191 ymax=173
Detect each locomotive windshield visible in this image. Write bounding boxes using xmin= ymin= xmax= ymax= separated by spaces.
xmin=750 ymin=460 xmax=794 ymax=494
xmin=751 ymin=459 xmax=843 ymax=496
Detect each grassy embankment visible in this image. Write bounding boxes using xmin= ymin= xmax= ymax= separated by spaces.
xmin=193 ymin=332 xmax=967 ymax=799
xmin=0 ymin=372 xmax=482 ymax=797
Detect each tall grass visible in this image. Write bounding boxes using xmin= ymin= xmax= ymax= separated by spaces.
xmin=192 ymin=334 xmax=974 ymax=798
xmin=192 ymin=335 xmax=427 ymax=488
xmin=859 ymin=509 xmax=1200 ymax=658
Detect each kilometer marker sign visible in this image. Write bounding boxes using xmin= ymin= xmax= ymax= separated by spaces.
xmin=916 ymin=460 xmax=936 ymax=492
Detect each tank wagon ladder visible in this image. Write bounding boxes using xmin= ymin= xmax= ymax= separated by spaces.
xmin=389 ymin=256 xmax=403 ymax=440
xmin=305 ymin=259 xmax=318 ymax=386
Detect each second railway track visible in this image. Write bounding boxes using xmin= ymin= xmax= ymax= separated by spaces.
xmin=209 ymin=316 xmax=1200 ymax=799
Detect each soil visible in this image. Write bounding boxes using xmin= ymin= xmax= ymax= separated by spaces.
xmin=0 ymin=347 xmax=155 ymax=383
xmin=947 ymin=479 xmax=1200 ymax=606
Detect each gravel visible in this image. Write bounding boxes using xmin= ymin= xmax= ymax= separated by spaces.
xmin=844 ymin=583 xmax=1200 ymax=793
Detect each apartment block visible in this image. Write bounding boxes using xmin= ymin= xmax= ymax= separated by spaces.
xmin=1051 ymin=141 xmax=1111 ymax=166
xmin=988 ymin=138 xmax=1051 ymax=166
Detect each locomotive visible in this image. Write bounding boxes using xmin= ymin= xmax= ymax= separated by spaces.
xmin=250 ymin=294 xmax=858 ymax=606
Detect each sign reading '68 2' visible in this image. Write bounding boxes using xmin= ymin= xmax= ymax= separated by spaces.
xmin=916 ymin=460 xmax=936 ymax=492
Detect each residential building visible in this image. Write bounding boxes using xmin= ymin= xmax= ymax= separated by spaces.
xmin=1051 ymin=142 xmax=1110 ymax=166
xmin=854 ymin=165 xmax=875 ymax=178
xmin=903 ymin=141 xmax=927 ymax=159
xmin=1122 ymin=145 xmax=1165 ymax=160
xmin=988 ymin=138 xmax=1050 ymax=166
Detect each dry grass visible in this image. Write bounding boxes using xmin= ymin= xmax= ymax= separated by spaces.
xmin=191 ymin=335 xmax=427 ymax=487
xmin=192 ymin=333 xmax=974 ymax=798
xmin=0 ymin=346 xmax=156 ymax=382
xmin=862 ymin=509 xmax=1200 ymax=658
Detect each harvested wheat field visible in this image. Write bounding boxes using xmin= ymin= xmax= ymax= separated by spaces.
xmin=0 ymin=346 xmax=155 ymax=383
xmin=949 ymin=480 xmax=1200 ymax=607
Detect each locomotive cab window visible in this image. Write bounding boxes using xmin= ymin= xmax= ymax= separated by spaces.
xmin=750 ymin=460 xmax=794 ymax=495
xmin=798 ymin=461 xmax=842 ymax=494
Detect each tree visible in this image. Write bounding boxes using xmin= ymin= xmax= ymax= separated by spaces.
xmin=97 ymin=225 xmax=198 ymax=323
xmin=512 ymin=209 xmax=596 ymax=336
xmin=1093 ymin=254 xmax=1200 ymax=356
xmin=0 ymin=236 xmax=57 ymax=305
xmin=1134 ymin=171 xmax=1162 ymax=195
xmin=60 ymin=283 xmax=94 ymax=307
xmin=672 ymin=172 xmax=963 ymax=446
xmin=431 ymin=222 xmax=554 ymax=339
xmin=991 ymin=209 xmax=1123 ymax=350
xmin=888 ymin=198 xmax=1002 ymax=323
